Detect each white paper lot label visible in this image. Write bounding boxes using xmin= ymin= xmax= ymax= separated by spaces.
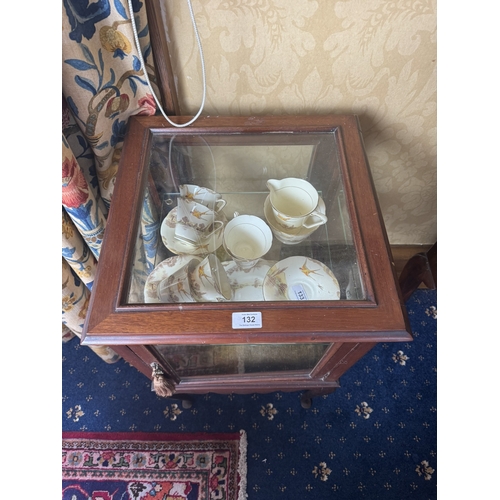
xmin=291 ymin=284 xmax=308 ymax=300
xmin=232 ymin=312 xmax=262 ymax=329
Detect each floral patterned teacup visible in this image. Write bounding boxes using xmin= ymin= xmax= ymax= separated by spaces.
xmin=189 ymin=254 xmax=232 ymax=302
xmin=157 ymin=261 xmax=198 ymax=303
xmin=161 ymin=209 xmax=225 ymax=255
xmin=179 ymin=184 xmax=226 ymax=212
xmin=175 ymin=198 xmax=223 ymax=243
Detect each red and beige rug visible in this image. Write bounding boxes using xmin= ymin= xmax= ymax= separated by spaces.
xmin=62 ymin=431 xmax=247 ymax=500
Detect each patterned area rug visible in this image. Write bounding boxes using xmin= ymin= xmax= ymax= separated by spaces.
xmin=63 ymin=289 xmax=436 ymax=498
xmin=62 ymin=431 xmax=247 ymax=500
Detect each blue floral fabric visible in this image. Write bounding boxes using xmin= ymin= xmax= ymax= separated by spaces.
xmin=62 ymin=0 xmax=160 ymax=358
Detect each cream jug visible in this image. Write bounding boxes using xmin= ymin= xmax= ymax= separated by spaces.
xmin=266 ymin=178 xmax=328 ymax=230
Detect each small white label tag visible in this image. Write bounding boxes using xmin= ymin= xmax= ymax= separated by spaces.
xmin=232 ymin=312 xmax=262 ymax=329
xmin=292 ymin=284 xmax=308 ymax=300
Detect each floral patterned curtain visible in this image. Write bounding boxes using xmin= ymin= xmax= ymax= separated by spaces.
xmin=62 ymin=0 xmax=160 ymax=363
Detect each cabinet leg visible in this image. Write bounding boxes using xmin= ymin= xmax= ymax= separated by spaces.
xmin=398 ymin=242 xmax=437 ymax=301
xmin=181 ymin=397 xmax=193 ymax=409
xmin=300 ymin=387 xmax=339 ymax=408
xmin=155 ymin=390 xmax=194 ymax=409
xmin=168 ymin=394 xmax=194 ymax=409
xmin=300 ymin=394 xmax=313 ymax=409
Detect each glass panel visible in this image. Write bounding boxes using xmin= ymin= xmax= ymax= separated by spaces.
xmin=127 ymin=132 xmax=365 ymax=303
xmin=153 ymin=343 xmax=331 ymax=377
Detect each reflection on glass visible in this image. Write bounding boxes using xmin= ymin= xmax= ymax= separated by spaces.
xmin=153 ymin=343 xmax=331 ymax=377
xmin=127 ymin=132 xmax=365 ymax=303
xmin=128 ymin=189 xmax=161 ymax=302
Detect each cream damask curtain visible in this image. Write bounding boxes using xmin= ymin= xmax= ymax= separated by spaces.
xmin=163 ymin=0 xmax=437 ymax=245
xmin=62 ymin=0 xmax=159 ymax=362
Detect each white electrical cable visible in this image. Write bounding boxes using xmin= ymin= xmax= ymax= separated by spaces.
xmin=127 ymin=0 xmax=206 ymax=128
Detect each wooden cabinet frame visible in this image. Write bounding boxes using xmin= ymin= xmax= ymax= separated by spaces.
xmin=82 ymin=114 xmax=412 ymax=407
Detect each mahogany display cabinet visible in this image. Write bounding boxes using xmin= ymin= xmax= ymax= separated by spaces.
xmin=82 ymin=114 xmax=412 ymax=408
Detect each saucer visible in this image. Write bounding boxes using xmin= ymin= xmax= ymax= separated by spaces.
xmin=160 ymin=207 xmax=226 ymax=255
xmin=263 ymin=256 xmax=340 ymax=301
xmin=222 ymin=259 xmax=276 ymax=301
xmin=144 ymin=255 xmax=201 ymax=303
xmin=264 ymin=196 xmax=326 ymax=245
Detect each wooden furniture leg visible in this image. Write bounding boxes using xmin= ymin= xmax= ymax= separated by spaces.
xmin=398 ymin=242 xmax=437 ymax=302
xmin=300 ymin=387 xmax=339 ymax=409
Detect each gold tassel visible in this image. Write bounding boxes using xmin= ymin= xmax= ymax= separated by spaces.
xmin=151 ymin=363 xmax=176 ymax=398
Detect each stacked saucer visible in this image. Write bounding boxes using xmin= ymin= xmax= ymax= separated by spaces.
xmin=264 ymin=195 xmax=326 ymax=245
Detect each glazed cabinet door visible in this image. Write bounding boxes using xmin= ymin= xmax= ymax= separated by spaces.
xmin=127 ymin=341 xmax=376 ymax=408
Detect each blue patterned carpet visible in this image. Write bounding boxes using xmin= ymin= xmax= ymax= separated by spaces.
xmin=62 ymin=289 xmax=437 ymax=499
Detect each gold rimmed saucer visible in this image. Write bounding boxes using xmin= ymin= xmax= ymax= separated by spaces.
xmin=222 ymin=259 xmax=276 ymax=301
xmin=263 ymin=256 xmax=340 ymax=301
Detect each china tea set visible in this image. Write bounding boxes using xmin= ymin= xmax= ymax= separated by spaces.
xmin=146 ymin=178 xmax=340 ymax=303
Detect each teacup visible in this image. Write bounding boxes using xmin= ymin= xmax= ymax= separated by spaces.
xmin=174 ymin=219 xmax=224 ymax=245
xmin=157 ymin=260 xmax=198 ymax=303
xmin=179 ymin=184 xmax=226 ymax=212
xmin=161 ymin=208 xmax=225 ymax=255
xmin=266 ymin=178 xmax=327 ymax=230
xmin=189 ymin=254 xmax=232 ymax=302
xmin=175 ymin=198 xmax=223 ymax=243
xmin=177 ymin=198 xmax=217 ymax=230
xmin=223 ymin=214 xmax=273 ymax=269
